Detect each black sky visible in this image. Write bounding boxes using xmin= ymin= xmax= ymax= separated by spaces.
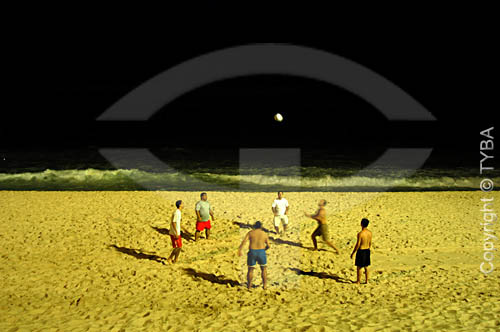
xmin=3 ymin=26 xmax=497 ymax=162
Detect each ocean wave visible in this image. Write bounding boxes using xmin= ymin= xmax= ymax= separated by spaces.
xmin=0 ymin=168 xmax=496 ymax=191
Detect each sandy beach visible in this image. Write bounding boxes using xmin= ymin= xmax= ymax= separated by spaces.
xmin=1 ymin=190 xmax=499 ymax=331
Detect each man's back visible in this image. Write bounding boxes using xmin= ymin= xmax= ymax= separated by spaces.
xmin=248 ymin=229 xmax=268 ymax=250
xmin=358 ymin=229 xmax=372 ymax=249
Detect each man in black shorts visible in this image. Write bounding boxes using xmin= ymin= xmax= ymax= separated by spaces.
xmin=350 ymin=218 xmax=372 ymax=284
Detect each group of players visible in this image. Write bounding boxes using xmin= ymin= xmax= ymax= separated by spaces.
xmin=167 ymin=191 xmax=372 ymax=288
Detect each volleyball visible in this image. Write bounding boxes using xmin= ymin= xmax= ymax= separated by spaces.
xmin=274 ymin=113 xmax=283 ymax=122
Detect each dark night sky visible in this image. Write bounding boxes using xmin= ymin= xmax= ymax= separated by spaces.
xmin=3 ymin=24 xmax=497 ymax=165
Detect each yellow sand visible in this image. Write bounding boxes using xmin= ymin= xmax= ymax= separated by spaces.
xmin=0 ymin=191 xmax=499 ymax=332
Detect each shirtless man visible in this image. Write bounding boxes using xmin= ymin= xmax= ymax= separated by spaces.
xmin=238 ymin=221 xmax=271 ymax=290
xmin=305 ymin=199 xmax=339 ymax=254
xmin=350 ymin=218 xmax=372 ymax=284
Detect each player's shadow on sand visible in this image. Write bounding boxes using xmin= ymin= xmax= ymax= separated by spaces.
xmin=233 ymin=221 xmax=275 ymax=234
xmin=269 ymin=236 xmax=305 ymax=249
xmin=288 ymin=268 xmax=352 ymax=284
xmin=183 ymin=268 xmax=240 ymax=287
xmin=151 ymin=226 xmax=195 ymax=242
xmin=111 ymin=245 xmax=165 ymax=263
xmin=268 ymin=237 xmax=326 ymax=251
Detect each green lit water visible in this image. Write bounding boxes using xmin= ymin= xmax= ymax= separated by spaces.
xmin=0 ymin=148 xmax=496 ymax=191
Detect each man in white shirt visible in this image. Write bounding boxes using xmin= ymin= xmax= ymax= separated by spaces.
xmin=167 ymin=200 xmax=189 ymax=264
xmin=272 ymin=191 xmax=290 ymax=235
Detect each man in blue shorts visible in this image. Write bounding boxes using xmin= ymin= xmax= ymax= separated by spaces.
xmin=238 ymin=221 xmax=271 ymax=290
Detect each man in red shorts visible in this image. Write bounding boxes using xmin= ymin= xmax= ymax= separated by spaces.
xmin=167 ymin=200 xmax=189 ymax=263
xmin=195 ymin=192 xmax=215 ymax=241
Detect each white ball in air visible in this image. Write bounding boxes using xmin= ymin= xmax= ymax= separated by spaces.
xmin=274 ymin=113 xmax=283 ymax=122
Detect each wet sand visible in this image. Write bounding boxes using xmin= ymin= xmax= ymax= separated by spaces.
xmin=0 ymin=191 xmax=499 ymax=331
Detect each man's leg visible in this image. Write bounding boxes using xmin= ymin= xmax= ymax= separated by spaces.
xmin=311 ymin=233 xmax=318 ymax=250
xmin=247 ymin=267 xmax=255 ymax=289
xmin=364 ymin=267 xmax=369 ymax=284
xmin=356 ymin=266 xmax=361 ymax=284
xmin=311 ymin=226 xmax=321 ymax=250
xmin=260 ymin=266 xmax=267 ymax=290
xmin=206 ymin=228 xmax=210 ymax=240
xmin=274 ymin=217 xmax=280 ymax=235
xmin=325 ymin=240 xmax=340 ymax=254
xmin=282 ymin=216 xmax=288 ymax=234
xmin=167 ymin=249 xmax=176 ymax=263
xmin=173 ymin=248 xmax=181 ymax=263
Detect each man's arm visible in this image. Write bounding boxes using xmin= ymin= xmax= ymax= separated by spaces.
xmin=195 ymin=203 xmax=201 ymax=221
xmin=265 ymin=234 xmax=270 ymax=250
xmin=285 ymin=205 xmax=289 ymax=215
xmin=238 ymin=232 xmax=250 ymax=256
xmin=272 ymin=201 xmax=277 ymax=216
xmin=304 ymin=209 xmax=319 ymax=219
xmin=176 ymin=220 xmax=182 ymax=238
xmin=369 ymin=232 xmax=373 ymax=252
xmin=350 ymin=232 xmax=361 ymax=259
xmin=209 ymin=208 xmax=215 ymax=221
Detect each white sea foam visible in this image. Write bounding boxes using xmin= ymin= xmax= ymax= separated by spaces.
xmin=0 ymin=168 xmax=496 ymax=191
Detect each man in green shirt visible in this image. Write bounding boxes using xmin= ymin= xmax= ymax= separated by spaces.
xmin=195 ymin=192 xmax=215 ymax=241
